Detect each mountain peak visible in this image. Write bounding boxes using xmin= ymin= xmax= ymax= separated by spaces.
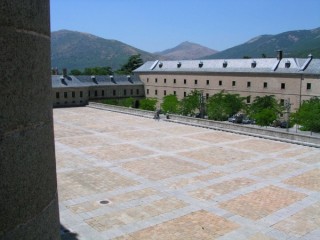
xmin=156 ymin=41 xmax=218 ymax=60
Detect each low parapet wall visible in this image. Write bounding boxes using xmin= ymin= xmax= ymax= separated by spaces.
xmin=88 ymin=102 xmax=320 ymax=147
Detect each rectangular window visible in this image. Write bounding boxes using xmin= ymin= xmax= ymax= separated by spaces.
xmin=307 ymin=83 xmax=311 ymax=90
xmin=173 ymin=91 xmax=176 ymax=95
xmin=184 ymin=92 xmax=186 ymax=97
xmin=280 ymin=99 xmax=285 ymax=106
xmin=102 ymin=90 xmax=105 ymax=96
xmin=247 ymin=81 xmax=251 ymax=88
xmin=80 ymin=91 xmax=83 ymax=98
xmin=174 ymin=79 xmax=176 ymax=84
xmin=72 ymin=91 xmax=75 ymax=98
xmin=232 ymin=81 xmax=236 ymax=86
xmin=130 ymin=89 xmax=133 ymax=95
xmin=155 ymin=90 xmax=158 ymax=95
xmin=88 ymin=91 xmax=90 ymax=97
xmin=113 ymin=90 xmax=116 ymax=96
xmin=136 ymin=89 xmax=139 ymax=95
xmin=64 ymin=92 xmax=67 ymax=98
xmin=124 ymin=89 xmax=127 ymax=96
xmin=206 ymin=93 xmax=209 ymax=100
xmin=219 ymin=80 xmax=222 ymax=86
xmin=264 ymin=82 xmax=268 ymax=88
xmin=56 ymin=92 xmax=60 ymax=99
xmin=147 ymin=78 xmax=149 ymax=83
xmin=155 ymin=78 xmax=158 ymax=83
xmin=206 ymin=80 xmax=209 ymax=85
xmin=281 ymin=83 xmax=285 ymax=89
xmin=164 ymin=90 xmax=167 ymax=96
xmin=184 ymin=79 xmax=186 ymax=84
xmin=147 ymin=89 xmax=149 ymax=95
xmin=194 ymin=79 xmax=198 ymax=85
xmin=246 ymin=96 xmax=251 ymax=103
xmin=94 ymin=90 xmax=98 ymax=97
xmin=164 ymin=78 xmax=166 ymax=83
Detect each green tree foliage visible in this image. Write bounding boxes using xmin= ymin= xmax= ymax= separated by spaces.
xmin=254 ymin=108 xmax=277 ymax=126
xmin=116 ymin=54 xmax=143 ymax=75
xmin=249 ymin=95 xmax=282 ymax=126
xmin=70 ymin=66 xmax=113 ymax=75
xmin=70 ymin=69 xmax=82 ymax=75
xmin=292 ymin=97 xmax=320 ymax=132
xmin=179 ymin=90 xmax=201 ymax=116
xmin=206 ymin=91 xmax=246 ymax=121
xmin=102 ymin=97 xmax=134 ymax=107
xmin=161 ymin=94 xmax=179 ymax=114
xmin=83 ymin=66 xmax=113 ymax=75
xmin=139 ymin=98 xmax=157 ymax=111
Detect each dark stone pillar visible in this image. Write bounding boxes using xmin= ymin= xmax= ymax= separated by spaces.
xmin=0 ymin=1 xmax=60 ymax=239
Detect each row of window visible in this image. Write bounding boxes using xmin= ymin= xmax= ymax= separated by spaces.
xmin=55 ymin=89 xmax=140 ymax=99
xmin=146 ymin=89 xmax=291 ymax=105
xmin=147 ymin=78 xmax=312 ymax=90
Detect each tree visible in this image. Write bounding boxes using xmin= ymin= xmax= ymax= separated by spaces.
xmin=139 ymin=98 xmax=157 ymax=111
xmin=161 ymin=94 xmax=179 ymax=114
xmin=83 ymin=66 xmax=113 ymax=75
xmin=179 ymin=90 xmax=201 ymax=116
xmin=292 ymin=97 xmax=320 ymax=132
xmin=116 ymin=54 xmax=143 ymax=75
xmin=206 ymin=91 xmax=246 ymax=121
xmin=70 ymin=69 xmax=82 ymax=75
xmin=249 ymin=95 xmax=282 ymax=126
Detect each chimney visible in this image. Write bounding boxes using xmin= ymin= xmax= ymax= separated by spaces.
xmin=62 ymin=68 xmax=67 ymax=77
xmin=277 ymin=50 xmax=283 ymax=60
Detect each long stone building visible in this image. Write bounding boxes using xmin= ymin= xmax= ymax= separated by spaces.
xmin=134 ymin=53 xmax=320 ymax=111
xmin=52 ymin=74 xmax=145 ymax=107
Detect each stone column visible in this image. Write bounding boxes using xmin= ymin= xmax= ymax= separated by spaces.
xmin=0 ymin=1 xmax=60 ymax=239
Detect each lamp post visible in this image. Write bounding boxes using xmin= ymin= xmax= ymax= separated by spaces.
xmin=199 ymin=90 xmax=205 ymax=118
xmin=284 ymin=98 xmax=291 ymax=132
xmin=296 ymin=74 xmax=304 ymax=133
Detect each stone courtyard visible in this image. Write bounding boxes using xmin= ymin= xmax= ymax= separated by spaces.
xmin=55 ymin=107 xmax=320 ymax=240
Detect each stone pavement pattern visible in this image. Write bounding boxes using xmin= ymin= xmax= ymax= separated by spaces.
xmin=54 ymin=107 xmax=320 ymax=240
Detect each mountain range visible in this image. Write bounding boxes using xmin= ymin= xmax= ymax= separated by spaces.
xmin=51 ymin=28 xmax=320 ymax=71
xmin=51 ymin=30 xmax=158 ymax=71
xmin=204 ymin=28 xmax=320 ymax=59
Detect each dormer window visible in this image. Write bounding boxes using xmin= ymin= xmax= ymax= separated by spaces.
xmin=223 ymin=61 xmax=228 ymax=68
xmin=251 ymin=60 xmax=257 ymax=68
xmin=285 ymin=60 xmax=291 ymax=68
xmin=159 ymin=62 xmax=163 ymax=68
xmin=177 ymin=62 xmax=181 ymax=68
xmin=199 ymin=61 xmax=203 ymax=68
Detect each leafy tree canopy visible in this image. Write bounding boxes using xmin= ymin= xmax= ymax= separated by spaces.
xmin=179 ymin=90 xmax=201 ymax=116
xmin=139 ymin=98 xmax=157 ymax=111
xmin=70 ymin=66 xmax=113 ymax=76
xmin=161 ymin=94 xmax=180 ymax=114
xmin=249 ymin=95 xmax=282 ymax=126
xmin=292 ymin=97 xmax=320 ymax=132
xmin=206 ymin=91 xmax=246 ymax=121
xmin=116 ymin=54 xmax=143 ymax=75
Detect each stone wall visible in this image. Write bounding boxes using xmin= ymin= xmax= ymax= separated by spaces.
xmin=88 ymin=102 xmax=320 ymax=147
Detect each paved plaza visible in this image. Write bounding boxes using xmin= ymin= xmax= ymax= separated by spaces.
xmin=54 ymin=107 xmax=320 ymax=240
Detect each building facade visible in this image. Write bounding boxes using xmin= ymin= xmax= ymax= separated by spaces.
xmin=52 ymin=74 xmax=145 ymax=107
xmin=134 ymin=54 xmax=320 ymax=111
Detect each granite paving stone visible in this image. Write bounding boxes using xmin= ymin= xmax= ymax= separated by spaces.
xmin=54 ymin=107 xmax=320 ymax=240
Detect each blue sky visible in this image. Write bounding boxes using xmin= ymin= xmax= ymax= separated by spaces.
xmin=50 ymin=0 xmax=320 ymax=53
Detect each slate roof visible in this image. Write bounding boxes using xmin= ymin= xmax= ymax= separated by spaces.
xmin=52 ymin=75 xmax=88 ymax=88
xmin=52 ymin=75 xmax=143 ymax=88
xmin=134 ymin=57 xmax=320 ymax=75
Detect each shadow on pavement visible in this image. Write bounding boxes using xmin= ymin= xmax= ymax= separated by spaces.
xmin=60 ymin=224 xmax=79 ymax=240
